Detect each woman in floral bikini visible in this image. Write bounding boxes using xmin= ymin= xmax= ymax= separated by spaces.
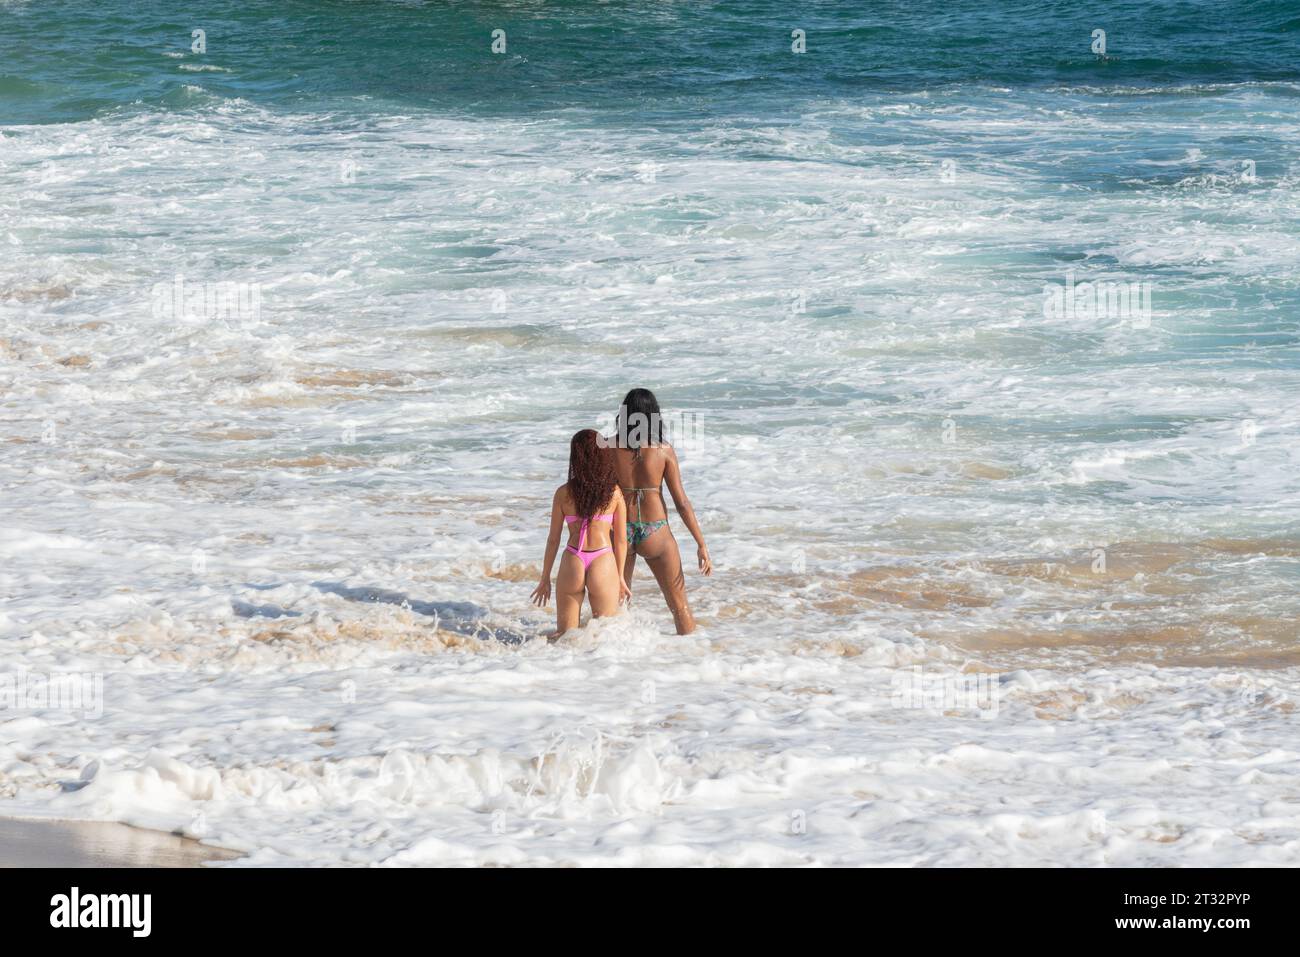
xmin=608 ymin=388 xmax=712 ymax=635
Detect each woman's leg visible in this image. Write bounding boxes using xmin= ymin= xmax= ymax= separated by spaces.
xmin=585 ymin=552 xmax=622 ymax=619
xmin=621 ymin=543 xmax=638 ymax=591
xmin=635 ymin=527 xmax=696 ymax=635
xmin=554 ymin=551 xmax=585 ymax=635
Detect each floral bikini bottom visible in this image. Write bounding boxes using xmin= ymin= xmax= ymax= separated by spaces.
xmin=627 ymin=519 xmax=668 ymax=546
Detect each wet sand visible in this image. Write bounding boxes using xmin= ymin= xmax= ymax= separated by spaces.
xmin=0 ymin=818 xmax=243 ymax=868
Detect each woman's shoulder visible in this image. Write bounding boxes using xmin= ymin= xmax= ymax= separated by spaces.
xmin=645 ymin=442 xmax=677 ymax=461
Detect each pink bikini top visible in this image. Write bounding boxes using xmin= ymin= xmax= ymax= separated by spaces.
xmin=564 ymin=513 xmax=613 ymax=552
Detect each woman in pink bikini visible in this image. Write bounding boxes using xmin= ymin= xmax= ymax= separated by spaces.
xmin=530 ymin=429 xmax=632 ymax=636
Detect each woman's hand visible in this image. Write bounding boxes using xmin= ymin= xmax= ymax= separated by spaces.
xmin=530 ymin=578 xmax=551 ymax=607
xmin=697 ymin=545 xmax=712 ymax=576
xmin=619 ymin=578 xmax=633 ymax=605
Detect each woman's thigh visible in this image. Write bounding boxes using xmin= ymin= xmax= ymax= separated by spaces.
xmin=555 ymin=551 xmax=586 ymax=632
xmin=585 ymin=553 xmax=622 ymax=618
xmin=636 ymin=527 xmax=689 ymax=611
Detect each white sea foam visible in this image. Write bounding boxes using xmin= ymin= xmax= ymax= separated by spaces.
xmin=2 ymin=88 xmax=1298 ymax=864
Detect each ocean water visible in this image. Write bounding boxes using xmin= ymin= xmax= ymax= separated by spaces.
xmin=2 ymin=0 xmax=1299 ymax=865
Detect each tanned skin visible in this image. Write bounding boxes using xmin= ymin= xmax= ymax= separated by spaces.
xmin=611 ymin=444 xmax=711 ymax=634
xmin=531 ymin=485 xmax=631 ymax=637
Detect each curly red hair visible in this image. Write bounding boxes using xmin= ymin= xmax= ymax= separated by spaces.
xmin=567 ymin=429 xmax=617 ymax=518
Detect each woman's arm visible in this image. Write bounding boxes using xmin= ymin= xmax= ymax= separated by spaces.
xmin=611 ymin=488 xmax=632 ymax=602
xmin=663 ymin=446 xmax=712 ymax=576
xmin=530 ymin=488 xmax=565 ymax=606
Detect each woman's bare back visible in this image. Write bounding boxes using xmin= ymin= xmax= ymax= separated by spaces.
xmin=612 ymin=445 xmax=671 ymax=522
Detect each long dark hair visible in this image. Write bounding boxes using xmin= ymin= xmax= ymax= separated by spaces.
xmin=567 ymin=429 xmax=617 ymax=518
xmin=616 ymin=387 xmax=663 ymax=454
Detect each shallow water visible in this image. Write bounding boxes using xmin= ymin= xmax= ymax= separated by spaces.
xmin=1 ymin=1 xmax=1299 ymax=865
xmin=0 ymin=817 xmax=241 ymax=867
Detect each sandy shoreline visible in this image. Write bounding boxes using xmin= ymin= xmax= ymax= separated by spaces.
xmin=0 ymin=817 xmax=243 ymax=868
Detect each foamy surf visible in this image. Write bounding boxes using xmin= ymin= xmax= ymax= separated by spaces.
xmin=5 ymin=634 xmax=1299 ymax=865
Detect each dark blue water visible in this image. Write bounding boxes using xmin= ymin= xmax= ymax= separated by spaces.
xmin=3 ymin=1 xmax=1298 ymax=124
